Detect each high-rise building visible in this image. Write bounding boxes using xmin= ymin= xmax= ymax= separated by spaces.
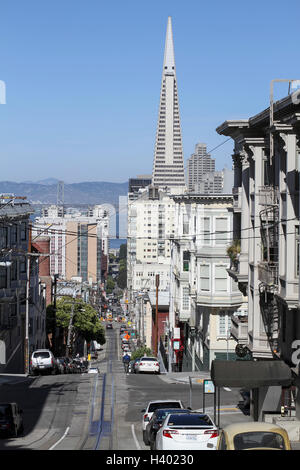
xmin=33 ymin=205 xmax=109 ymax=283
xmin=187 ymin=143 xmax=216 ymax=192
xmin=152 ymin=17 xmax=186 ymax=192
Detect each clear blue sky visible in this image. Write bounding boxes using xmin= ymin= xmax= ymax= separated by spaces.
xmin=0 ymin=0 xmax=299 ymax=183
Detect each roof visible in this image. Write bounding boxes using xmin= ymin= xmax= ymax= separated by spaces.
xmin=148 ymin=291 xmax=170 ymax=308
xmin=211 ymin=360 xmax=292 ymax=388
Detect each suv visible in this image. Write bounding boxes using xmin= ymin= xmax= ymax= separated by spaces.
xmin=0 ymin=403 xmax=24 ymax=437
xmin=30 ymin=349 xmax=58 ymax=376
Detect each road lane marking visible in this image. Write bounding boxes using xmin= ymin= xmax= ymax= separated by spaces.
xmin=223 ymin=387 xmax=231 ymax=391
xmin=131 ymin=424 xmax=141 ymax=450
xmin=49 ymin=427 xmax=70 ymax=450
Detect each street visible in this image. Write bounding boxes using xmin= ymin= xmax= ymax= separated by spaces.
xmin=0 ymin=324 xmax=251 ymax=451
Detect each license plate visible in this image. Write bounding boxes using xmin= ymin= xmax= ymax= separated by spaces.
xmin=39 ymin=365 xmax=45 ymax=368
xmin=186 ymin=435 xmax=197 ymax=440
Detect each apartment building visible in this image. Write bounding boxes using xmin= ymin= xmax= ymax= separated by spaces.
xmin=0 ymin=199 xmax=46 ymax=373
xmin=33 ymin=204 xmax=109 ymax=284
xmin=217 ymin=90 xmax=300 ymax=419
xmin=167 ymin=194 xmax=245 ymax=372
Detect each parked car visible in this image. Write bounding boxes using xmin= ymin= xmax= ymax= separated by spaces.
xmin=0 ymin=403 xmax=24 ymax=437
xmin=133 ymin=358 xmax=141 ymax=373
xmin=30 ymin=349 xmax=58 ymax=376
xmin=63 ymin=356 xmax=75 ymax=373
xmin=145 ymin=408 xmax=192 ymax=448
xmin=216 ymin=422 xmax=292 ymax=450
xmin=56 ymin=358 xmax=68 ymax=374
xmin=55 ymin=358 xmax=65 ymax=374
xmin=155 ymin=412 xmax=219 ymax=450
xmin=141 ymin=400 xmax=185 ymax=444
xmin=136 ymin=357 xmax=160 ymax=374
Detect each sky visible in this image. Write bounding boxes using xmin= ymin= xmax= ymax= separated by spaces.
xmin=0 ymin=0 xmax=299 ymax=183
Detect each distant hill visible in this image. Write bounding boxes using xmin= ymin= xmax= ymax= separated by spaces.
xmin=0 ymin=181 xmax=129 ymax=206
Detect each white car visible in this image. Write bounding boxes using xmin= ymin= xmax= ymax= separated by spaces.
xmin=30 ymin=349 xmax=57 ymax=375
xmin=141 ymin=400 xmax=185 ymax=443
xmin=155 ymin=412 xmax=219 ymax=450
xmin=136 ymin=357 xmax=160 ymax=374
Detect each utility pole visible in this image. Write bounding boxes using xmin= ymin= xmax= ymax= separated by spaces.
xmin=154 ymin=274 xmax=160 ymax=357
xmin=66 ymin=300 xmax=75 ymax=358
xmin=24 ymin=255 xmax=30 ymax=375
xmin=52 ymin=274 xmax=59 ymax=355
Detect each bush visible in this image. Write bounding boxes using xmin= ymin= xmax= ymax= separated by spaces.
xmin=131 ymin=346 xmax=153 ymax=361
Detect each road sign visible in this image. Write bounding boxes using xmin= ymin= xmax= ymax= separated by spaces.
xmin=204 ymin=380 xmax=215 ymax=394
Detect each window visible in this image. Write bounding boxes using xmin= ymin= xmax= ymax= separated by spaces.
xmin=0 ymin=266 xmax=7 ymax=288
xmin=182 ymin=287 xmax=190 ymax=310
xmin=214 ymin=265 xmax=228 ymax=292
xmin=218 ymin=312 xmax=232 ymax=337
xmin=215 ymin=218 xmax=227 ymax=245
xmin=203 ymin=217 xmax=210 ymax=245
xmin=183 ymin=251 xmax=190 ymax=272
xmin=183 ymin=214 xmax=189 ymax=234
xmin=21 ymin=222 xmax=27 ymax=241
xmin=200 ymin=265 xmax=210 ymax=291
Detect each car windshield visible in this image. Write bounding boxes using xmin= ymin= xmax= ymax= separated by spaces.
xmin=148 ymin=402 xmax=182 ymax=412
xmin=33 ymin=352 xmax=50 ymax=359
xmin=0 ymin=405 xmax=11 ymax=418
xmin=155 ymin=409 xmax=190 ymax=422
xmin=233 ymin=432 xmax=286 ymax=450
xmin=167 ymin=414 xmax=213 ymax=427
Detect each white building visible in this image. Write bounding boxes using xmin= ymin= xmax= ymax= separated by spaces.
xmin=152 ymin=17 xmax=186 ymax=192
xmin=167 ymin=194 xmax=245 ymax=372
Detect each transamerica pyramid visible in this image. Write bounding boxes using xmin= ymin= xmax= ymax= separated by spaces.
xmin=152 ymin=17 xmax=186 ymax=192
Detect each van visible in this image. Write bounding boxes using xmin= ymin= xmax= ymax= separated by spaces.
xmin=30 ymin=349 xmax=58 ymax=375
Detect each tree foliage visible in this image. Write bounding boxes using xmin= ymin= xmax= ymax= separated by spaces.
xmin=47 ymin=297 xmax=106 ymax=345
xmin=130 ymin=346 xmax=153 ymax=361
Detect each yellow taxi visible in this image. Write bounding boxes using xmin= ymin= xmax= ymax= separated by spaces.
xmin=216 ymin=422 xmax=292 ymax=450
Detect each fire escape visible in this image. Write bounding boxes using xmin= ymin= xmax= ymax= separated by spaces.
xmin=258 ymin=186 xmax=280 ymax=355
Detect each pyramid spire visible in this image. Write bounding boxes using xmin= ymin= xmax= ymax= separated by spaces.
xmin=163 ymin=17 xmax=176 ymax=74
xmin=152 ymin=17 xmax=186 ymax=192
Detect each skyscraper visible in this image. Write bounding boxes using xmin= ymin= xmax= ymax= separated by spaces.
xmin=152 ymin=17 xmax=186 ymax=192
xmin=187 ymin=143 xmax=216 ymax=192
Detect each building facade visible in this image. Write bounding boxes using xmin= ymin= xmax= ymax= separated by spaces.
xmin=0 ymin=199 xmax=46 ymax=373
xmin=217 ymin=91 xmax=300 ymax=419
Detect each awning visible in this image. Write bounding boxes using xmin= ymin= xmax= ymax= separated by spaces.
xmin=211 ymin=360 xmax=292 ymax=388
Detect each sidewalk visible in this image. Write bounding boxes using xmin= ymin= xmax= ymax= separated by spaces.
xmin=0 ymin=374 xmax=32 ymax=386
xmin=159 ymin=370 xmax=211 ymax=385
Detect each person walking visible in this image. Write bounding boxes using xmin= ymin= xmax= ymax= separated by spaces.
xmin=123 ymin=353 xmax=131 ymax=374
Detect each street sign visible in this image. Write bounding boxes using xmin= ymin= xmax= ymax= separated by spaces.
xmin=204 ymin=380 xmax=215 ymax=394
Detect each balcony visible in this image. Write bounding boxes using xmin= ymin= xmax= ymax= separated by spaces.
xmin=230 ymin=315 xmax=248 ymax=345
xmin=258 ymin=186 xmax=279 ymax=207
xmin=258 ymin=262 xmax=278 ymax=287
xmin=232 ymin=187 xmax=242 ymax=212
